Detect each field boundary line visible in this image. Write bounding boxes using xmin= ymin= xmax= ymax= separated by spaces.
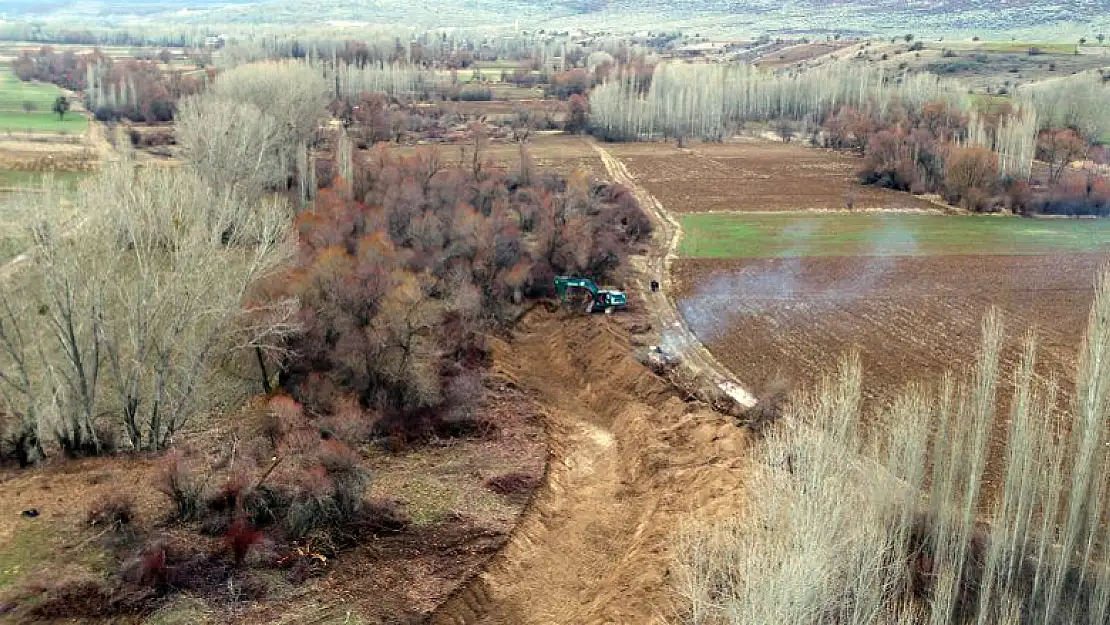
xmin=589 ymin=139 xmax=756 ymax=407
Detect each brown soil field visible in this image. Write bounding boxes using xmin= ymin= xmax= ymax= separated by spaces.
xmin=604 ymin=139 xmax=939 ymax=214
xmin=672 ymin=253 xmax=1107 ymax=409
xmin=754 ymin=41 xmax=856 ymax=68
xmin=483 ymin=134 xmax=605 ymax=178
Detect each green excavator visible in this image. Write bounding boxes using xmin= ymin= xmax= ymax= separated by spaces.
xmin=553 ymin=276 xmax=628 ymax=314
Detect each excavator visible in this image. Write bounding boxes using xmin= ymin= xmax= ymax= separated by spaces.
xmin=553 ymin=276 xmax=628 ymax=314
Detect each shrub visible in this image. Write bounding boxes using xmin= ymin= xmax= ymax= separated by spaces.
xmin=359 ymin=498 xmax=410 ymax=533
xmin=87 ymin=493 xmax=136 ymax=530
xmin=224 ymin=517 xmax=264 ymax=566
xmin=943 ymin=146 xmax=998 ymax=209
xmin=739 ymin=378 xmax=790 ymax=435
xmin=485 ymin=472 xmax=540 ymax=501
xmin=284 ymin=459 xmax=369 ymax=541
xmin=455 ymin=87 xmax=493 ymax=102
xmin=154 ymin=452 xmax=206 ymax=522
xmin=18 ymin=577 xmax=149 ymax=620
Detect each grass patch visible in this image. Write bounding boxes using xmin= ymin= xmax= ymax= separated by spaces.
xmin=678 ymin=213 xmax=1110 ymax=258
xmin=143 ymin=595 xmax=217 ymax=625
xmin=0 ymin=519 xmax=112 ymax=591
xmin=0 ymin=73 xmax=61 ymax=112
xmin=969 ymin=93 xmax=1013 ymax=112
xmin=0 ymin=64 xmax=86 ymax=134
xmin=0 ymin=522 xmax=55 ymax=590
xmin=385 ymin=476 xmax=458 ymax=527
xmin=0 ymin=111 xmax=87 ymax=134
xmin=0 ymin=169 xmax=88 ymax=190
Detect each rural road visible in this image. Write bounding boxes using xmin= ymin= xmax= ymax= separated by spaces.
xmin=590 ymin=140 xmax=757 ymax=407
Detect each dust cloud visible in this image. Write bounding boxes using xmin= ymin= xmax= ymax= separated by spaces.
xmin=677 ymin=216 xmax=919 ymax=344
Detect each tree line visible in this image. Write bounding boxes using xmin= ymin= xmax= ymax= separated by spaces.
xmin=0 ymin=60 xmax=651 ymax=464
xmin=588 ymin=61 xmax=1110 ymax=215
xmin=13 ymin=46 xmax=209 ymax=123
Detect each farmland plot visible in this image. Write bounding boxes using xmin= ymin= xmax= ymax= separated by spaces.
xmin=0 ymin=65 xmax=87 ymax=135
xmin=673 ymin=253 xmax=1103 ymax=407
xmin=604 ymin=139 xmax=938 ymax=214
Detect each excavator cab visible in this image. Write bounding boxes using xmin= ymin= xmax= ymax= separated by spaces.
xmin=598 ymin=289 xmax=627 ymax=308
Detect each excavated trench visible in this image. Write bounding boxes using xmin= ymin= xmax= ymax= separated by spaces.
xmin=430 ymin=141 xmax=754 ymax=625
xmin=430 ymin=312 xmax=750 ymax=625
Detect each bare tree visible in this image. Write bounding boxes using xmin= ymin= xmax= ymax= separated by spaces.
xmin=1038 ymin=128 xmax=1088 ymax=184
xmin=774 ymin=119 xmax=796 ymax=143
xmin=176 ymin=95 xmax=286 ymax=199
xmin=0 ymin=165 xmax=296 ymax=454
xmin=176 ymin=61 xmax=329 ymax=201
xmin=511 ymin=103 xmax=534 ymax=143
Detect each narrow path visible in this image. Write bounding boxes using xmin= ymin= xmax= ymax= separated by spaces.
xmin=590 ymin=140 xmax=756 ymax=406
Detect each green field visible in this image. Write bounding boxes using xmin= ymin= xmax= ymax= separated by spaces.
xmin=0 ymin=111 xmax=87 ymax=134
xmin=0 ymin=169 xmax=88 ymax=190
xmin=0 ymin=64 xmax=87 ymax=134
xmin=679 ymin=213 xmax=1110 ymax=258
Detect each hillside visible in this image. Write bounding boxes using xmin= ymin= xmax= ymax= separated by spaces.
xmin=1 ymin=0 xmax=1107 ymax=37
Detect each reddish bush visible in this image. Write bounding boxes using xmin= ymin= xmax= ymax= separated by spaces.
xmin=269 ymin=148 xmax=648 ymax=442
xmin=567 ymin=94 xmax=589 ymax=133
xmin=225 ymin=517 xmax=264 ymax=566
xmin=1032 ymin=175 xmax=1110 ymax=216
xmin=944 ymin=147 xmax=999 ymax=210
xmin=1038 ymin=128 xmax=1088 ymax=184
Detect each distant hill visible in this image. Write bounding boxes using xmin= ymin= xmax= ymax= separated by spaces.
xmin=1 ymin=0 xmax=1107 ymax=38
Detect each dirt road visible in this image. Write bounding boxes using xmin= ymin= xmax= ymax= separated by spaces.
xmin=590 ymin=141 xmax=755 ymax=406
xmin=429 ymin=143 xmax=754 ymax=624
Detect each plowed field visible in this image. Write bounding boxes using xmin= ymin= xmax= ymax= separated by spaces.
xmin=672 ymin=253 xmax=1106 ymax=406
xmin=603 ymin=139 xmax=939 ymax=214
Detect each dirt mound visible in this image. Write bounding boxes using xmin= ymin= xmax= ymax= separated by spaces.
xmin=430 ymin=310 xmax=749 ymax=625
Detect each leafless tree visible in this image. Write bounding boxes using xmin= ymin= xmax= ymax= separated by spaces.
xmin=176 ymin=61 xmax=329 ymax=201
xmin=176 ymin=95 xmax=286 ymax=199
xmin=511 ymin=103 xmax=534 ymax=143
xmin=0 ymin=165 xmax=296 ymax=454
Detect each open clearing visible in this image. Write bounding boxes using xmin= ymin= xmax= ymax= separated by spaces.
xmin=0 ymin=111 xmax=86 ymax=134
xmin=603 ymin=139 xmax=938 ymax=213
xmin=680 ymin=212 xmax=1110 ymax=258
